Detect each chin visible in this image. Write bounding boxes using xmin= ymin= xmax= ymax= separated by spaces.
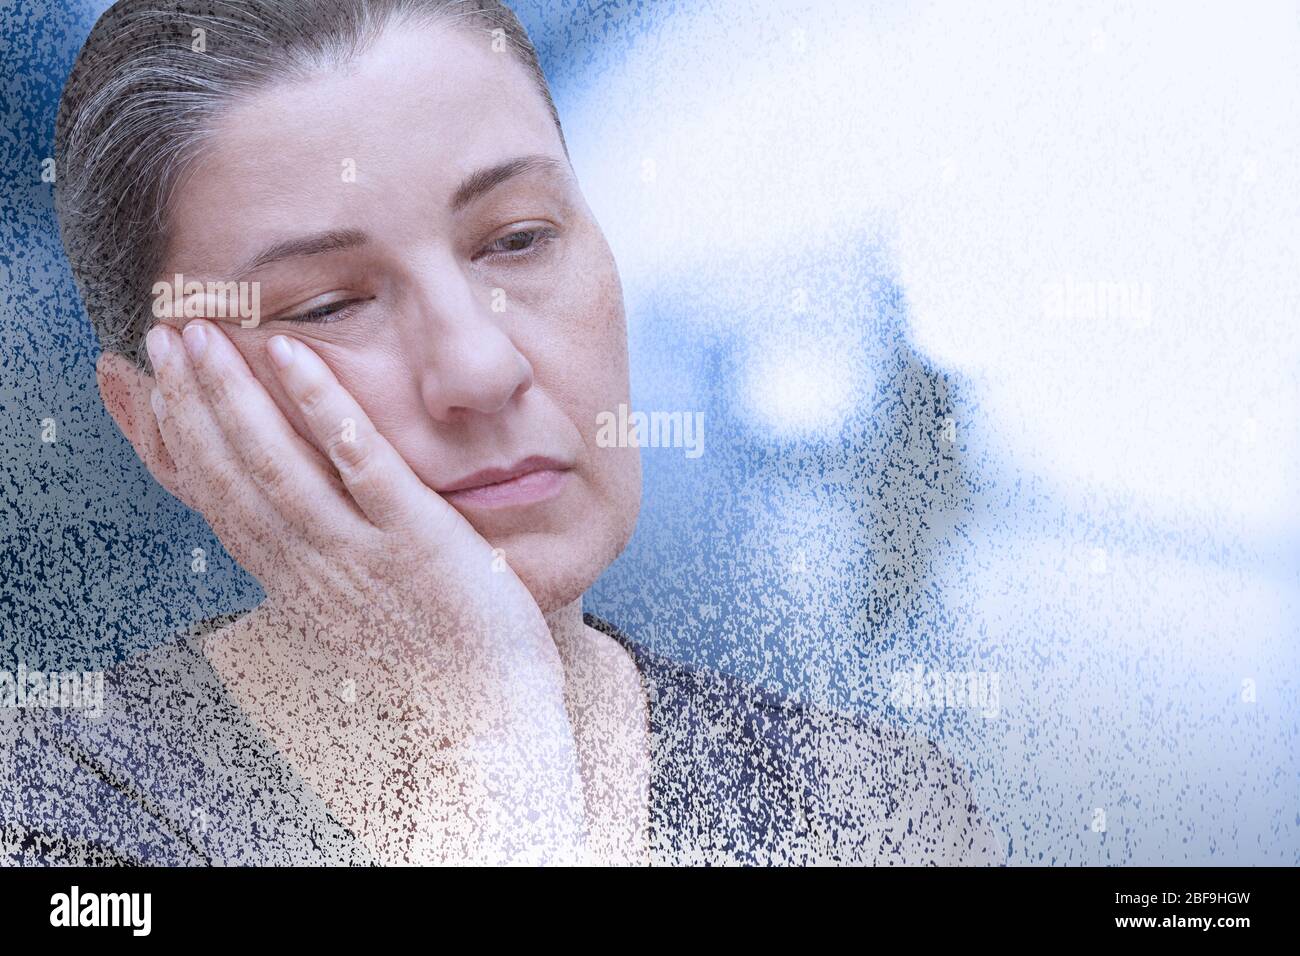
xmin=491 ymin=488 xmax=641 ymax=615
xmin=495 ymin=511 xmax=636 ymax=614
xmin=517 ymin=562 xmax=594 ymax=615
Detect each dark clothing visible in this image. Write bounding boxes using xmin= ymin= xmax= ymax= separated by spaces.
xmin=1 ymin=614 xmax=1000 ymax=865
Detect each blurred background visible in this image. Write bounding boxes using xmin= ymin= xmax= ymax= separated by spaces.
xmin=2 ymin=0 xmax=1297 ymax=864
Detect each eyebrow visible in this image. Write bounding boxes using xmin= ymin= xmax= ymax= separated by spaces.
xmin=233 ymin=155 xmax=569 ymax=276
xmin=235 ymin=228 xmax=369 ymax=277
xmin=451 ymin=153 xmax=570 ymax=213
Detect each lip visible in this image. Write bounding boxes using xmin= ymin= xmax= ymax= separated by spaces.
xmin=437 ymin=456 xmax=574 ymax=509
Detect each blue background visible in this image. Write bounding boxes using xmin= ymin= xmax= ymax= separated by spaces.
xmin=2 ymin=0 xmax=1297 ymax=864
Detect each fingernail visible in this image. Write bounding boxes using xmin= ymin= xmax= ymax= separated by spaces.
xmin=182 ymin=322 xmax=208 ymax=361
xmin=267 ymin=335 xmax=294 ymax=370
xmin=146 ymin=326 xmax=170 ymax=367
xmin=150 ymin=388 xmax=166 ymax=422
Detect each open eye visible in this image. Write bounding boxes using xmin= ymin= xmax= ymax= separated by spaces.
xmin=478 ymin=226 xmax=557 ymax=262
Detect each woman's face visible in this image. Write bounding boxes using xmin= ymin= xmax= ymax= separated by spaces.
xmin=154 ymin=21 xmax=640 ymax=613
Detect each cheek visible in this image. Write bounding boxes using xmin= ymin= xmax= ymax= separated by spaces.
xmin=226 ymin=333 xmax=327 ymax=458
xmin=546 ymin=252 xmax=640 ymax=514
xmin=317 ymin=342 xmax=422 ymax=455
xmin=575 ymin=275 xmax=631 ymax=439
xmin=227 ymin=330 xmax=292 ymax=414
xmin=228 ymin=331 xmax=414 ymax=462
xmin=528 ymin=245 xmax=631 ymax=422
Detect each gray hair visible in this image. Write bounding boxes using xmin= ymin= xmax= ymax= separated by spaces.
xmin=55 ymin=0 xmax=566 ymax=371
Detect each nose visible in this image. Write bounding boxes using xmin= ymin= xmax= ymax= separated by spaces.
xmin=412 ymin=268 xmax=535 ymax=422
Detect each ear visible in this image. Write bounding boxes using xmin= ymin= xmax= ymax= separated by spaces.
xmin=96 ymin=350 xmax=195 ymax=509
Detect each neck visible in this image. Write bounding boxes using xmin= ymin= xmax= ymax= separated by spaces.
xmin=544 ymin=595 xmax=592 ymax=670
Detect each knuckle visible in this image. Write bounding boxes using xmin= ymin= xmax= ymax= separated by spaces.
xmin=345 ymin=458 xmax=389 ymax=516
xmin=244 ymin=443 xmax=287 ymax=496
xmin=324 ymin=424 xmax=368 ymax=474
xmin=312 ymin=514 xmax=358 ymax=554
xmin=296 ymin=378 xmax=330 ymax=418
xmin=203 ymin=465 xmax=242 ymax=512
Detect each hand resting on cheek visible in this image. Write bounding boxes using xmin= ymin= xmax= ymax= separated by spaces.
xmin=144 ymin=317 xmax=590 ymax=864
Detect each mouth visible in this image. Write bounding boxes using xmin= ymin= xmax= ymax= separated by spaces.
xmin=436 ymin=455 xmax=574 ymax=509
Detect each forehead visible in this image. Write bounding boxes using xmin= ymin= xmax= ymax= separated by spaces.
xmin=163 ymin=21 xmax=563 ymax=269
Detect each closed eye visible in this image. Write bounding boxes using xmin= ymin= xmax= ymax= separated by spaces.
xmin=279 ymin=298 xmax=366 ymax=324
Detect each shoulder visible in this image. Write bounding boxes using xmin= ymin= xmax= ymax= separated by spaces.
xmin=1 ymin=630 xmax=214 ymax=864
xmin=1 ymin=619 xmax=369 ymax=865
xmin=587 ymin=615 xmax=1002 ymax=866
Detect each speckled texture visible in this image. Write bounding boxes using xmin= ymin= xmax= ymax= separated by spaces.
xmin=1 ymin=613 xmax=999 ymax=864
xmin=2 ymin=0 xmax=1297 ymax=866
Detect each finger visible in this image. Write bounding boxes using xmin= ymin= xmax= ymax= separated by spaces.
xmin=177 ymin=320 xmax=366 ymax=538
xmin=145 ymin=323 xmax=296 ymax=564
xmin=264 ymin=333 xmax=449 ymax=531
